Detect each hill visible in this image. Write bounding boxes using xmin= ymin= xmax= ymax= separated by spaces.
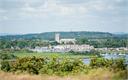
xmin=0 ymin=31 xmax=127 ymax=40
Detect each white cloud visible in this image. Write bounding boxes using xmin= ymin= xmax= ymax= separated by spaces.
xmin=0 ymin=0 xmax=127 ymax=19
xmin=0 ymin=9 xmax=6 ymax=13
xmin=18 ymin=0 xmax=90 ymax=17
xmin=115 ymin=0 xmax=124 ymax=3
xmin=3 ymin=16 xmax=8 ymax=20
xmin=44 ymin=0 xmax=77 ymax=16
xmin=20 ymin=1 xmax=48 ymax=17
xmin=22 ymin=3 xmax=36 ymax=12
xmin=0 ymin=16 xmax=8 ymax=21
xmin=0 ymin=0 xmax=127 ymax=33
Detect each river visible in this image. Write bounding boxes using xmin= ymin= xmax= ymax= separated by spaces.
xmin=83 ymin=53 xmax=128 ymax=65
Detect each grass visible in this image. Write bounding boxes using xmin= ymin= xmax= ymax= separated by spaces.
xmin=11 ymin=52 xmax=96 ymax=59
xmin=0 ymin=68 xmax=126 ymax=80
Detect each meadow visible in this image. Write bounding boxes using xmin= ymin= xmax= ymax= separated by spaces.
xmin=11 ymin=52 xmax=97 ymax=59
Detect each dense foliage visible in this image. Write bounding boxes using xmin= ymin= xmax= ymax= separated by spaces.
xmin=90 ymin=58 xmax=127 ymax=71
xmin=1 ymin=56 xmax=127 ymax=76
xmin=0 ymin=53 xmax=17 ymax=60
xmin=0 ymin=38 xmax=127 ymax=49
xmin=77 ymin=38 xmax=127 ymax=48
xmin=0 ymin=40 xmax=50 ymax=49
xmin=1 ymin=57 xmax=87 ymax=76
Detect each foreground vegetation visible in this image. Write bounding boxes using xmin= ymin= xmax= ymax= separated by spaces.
xmin=1 ymin=56 xmax=127 ymax=79
xmin=0 ymin=68 xmax=126 ymax=80
xmin=0 ymin=49 xmax=127 ymax=80
xmin=1 ymin=57 xmax=88 ymax=76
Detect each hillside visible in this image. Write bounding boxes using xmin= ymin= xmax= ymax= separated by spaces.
xmin=0 ymin=31 xmax=127 ymax=40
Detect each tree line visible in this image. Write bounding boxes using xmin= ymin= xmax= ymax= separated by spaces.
xmin=0 ymin=38 xmax=127 ymax=49
xmin=77 ymin=38 xmax=127 ymax=48
xmin=0 ymin=40 xmax=50 ymax=49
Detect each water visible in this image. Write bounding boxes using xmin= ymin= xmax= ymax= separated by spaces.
xmin=83 ymin=53 xmax=128 ymax=65
xmin=103 ymin=54 xmax=124 ymax=59
xmin=83 ymin=58 xmax=90 ymax=65
xmin=125 ymin=55 xmax=128 ymax=64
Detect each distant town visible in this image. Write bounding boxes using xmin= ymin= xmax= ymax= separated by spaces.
xmin=0 ymin=32 xmax=128 ymax=53
xmin=27 ymin=33 xmax=128 ymax=53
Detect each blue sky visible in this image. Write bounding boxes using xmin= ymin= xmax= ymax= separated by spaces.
xmin=0 ymin=0 xmax=128 ymax=34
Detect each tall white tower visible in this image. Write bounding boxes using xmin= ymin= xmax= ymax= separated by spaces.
xmin=55 ymin=33 xmax=60 ymax=43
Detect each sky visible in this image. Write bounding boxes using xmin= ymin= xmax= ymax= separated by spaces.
xmin=0 ymin=0 xmax=128 ymax=34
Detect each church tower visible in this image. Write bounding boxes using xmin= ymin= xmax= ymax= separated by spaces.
xmin=55 ymin=33 xmax=60 ymax=43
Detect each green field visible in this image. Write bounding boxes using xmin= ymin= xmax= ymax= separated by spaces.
xmin=11 ymin=52 xmax=96 ymax=59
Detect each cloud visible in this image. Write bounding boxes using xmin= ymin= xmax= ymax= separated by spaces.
xmin=0 ymin=16 xmax=9 ymax=21
xmin=0 ymin=0 xmax=128 ymax=33
xmin=0 ymin=0 xmax=127 ymax=22
xmin=56 ymin=0 xmax=91 ymax=5
xmin=20 ymin=0 xmax=87 ymax=17
xmin=18 ymin=0 xmax=127 ymax=17
xmin=0 ymin=9 xmax=7 ymax=13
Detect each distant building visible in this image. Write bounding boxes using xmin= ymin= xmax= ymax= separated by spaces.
xmin=55 ymin=33 xmax=60 ymax=43
xmin=55 ymin=33 xmax=76 ymax=44
xmin=30 ymin=44 xmax=94 ymax=52
xmin=59 ymin=39 xmax=76 ymax=44
xmin=53 ymin=44 xmax=94 ymax=52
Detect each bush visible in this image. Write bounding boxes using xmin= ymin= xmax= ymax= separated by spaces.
xmin=0 ymin=53 xmax=17 ymax=60
xmin=1 ymin=57 xmax=87 ymax=75
xmin=90 ymin=58 xmax=127 ymax=71
xmin=1 ymin=61 xmax=11 ymax=72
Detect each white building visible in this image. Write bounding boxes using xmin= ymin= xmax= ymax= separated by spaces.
xmin=30 ymin=33 xmax=94 ymax=52
xmin=53 ymin=44 xmax=94 ymax=52
xmin=55 ymin=33 xmax=60 ymax=43
xmin=31 ymin=44 xmax=94 ymax=52
xmin=55 ymin=33 xmax=76 ymax=44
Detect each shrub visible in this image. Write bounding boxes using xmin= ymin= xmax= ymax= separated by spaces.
xmin=90 ymin=58 xmax=127 ymax=71
xmin=1 ymin=61 xmax=11 ymax=72
xmin=0 ymin=53 xmax=17 ymax=60
xmin=1 ymin=57 xmax=87 ymax=75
